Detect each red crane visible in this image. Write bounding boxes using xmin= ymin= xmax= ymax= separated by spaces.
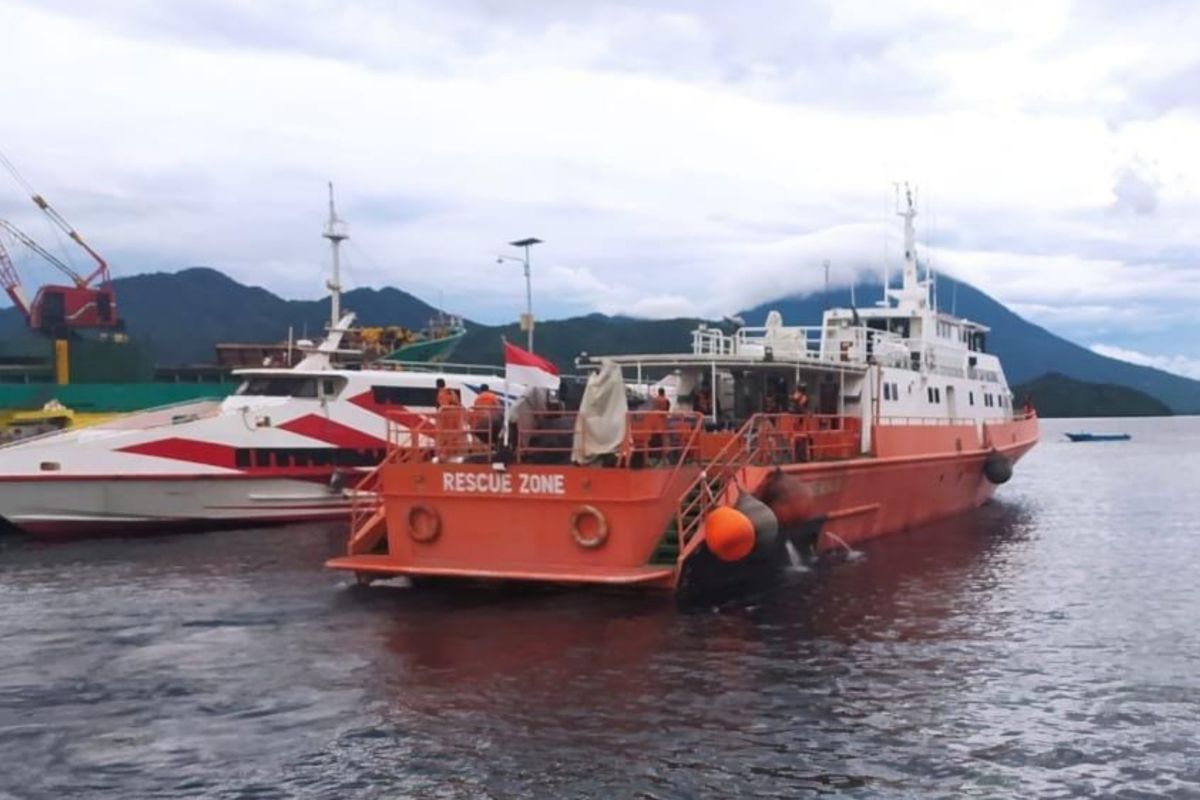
xmin=0 ymin=153 xmax=119 ymax=335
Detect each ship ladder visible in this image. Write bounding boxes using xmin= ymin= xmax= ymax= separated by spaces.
xmin=653 ymin=417 xmax=759 ymax=566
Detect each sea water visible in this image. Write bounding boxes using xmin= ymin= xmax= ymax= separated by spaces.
xmin=1 ymin=416 xmax=1198 ymax=798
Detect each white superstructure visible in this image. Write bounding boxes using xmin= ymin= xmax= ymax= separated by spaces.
xmin=597 ymin=184 xmax=1017 ymax=454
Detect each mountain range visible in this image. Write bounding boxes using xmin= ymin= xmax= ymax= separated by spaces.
xmin=1 ymin=266 xmax=1198 ymax=413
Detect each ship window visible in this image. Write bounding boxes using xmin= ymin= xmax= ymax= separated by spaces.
xmin=371 ymin=385 xmax=440 ymax=407
xmin=255 ymin=450 xmax=271 ymax=468
xmin=935 ymin=388 xmax=941 ymax=403
xmin=969 ymin=391 xmax=974 ymax=406
xmin=884 ymin=383 xmax=891 ymax=401
xmin=235 ymin=449 xmax=251 ymax=468
xmin=238 ymin=377 xmax=320 ymax=398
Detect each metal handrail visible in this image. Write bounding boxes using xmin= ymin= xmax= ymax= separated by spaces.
xmin=673 ymin=416 xmax=758 ymax=554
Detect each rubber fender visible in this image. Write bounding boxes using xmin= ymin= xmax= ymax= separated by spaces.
xmin=758 ymin=470 xmax=813 ymax=526
xmin=735 ymin=491 xmax=779 ymax=553
xmin=984 ymin=451 xmax=1012 ymax=484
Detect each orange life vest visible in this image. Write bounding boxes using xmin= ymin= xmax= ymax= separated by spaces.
xmin=473 ymin=390 xmax=501 ymax=409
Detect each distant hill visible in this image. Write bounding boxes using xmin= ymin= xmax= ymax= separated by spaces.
xmin=0 ymin=267 xmax=449 ymax=365
xmin=1012 ymin=372 xmax=1171 ymax=417
xmin=2 ymin=267 xmax=1198 ymax=414
xmin=453 ymin=315 xmax=705 ymax=372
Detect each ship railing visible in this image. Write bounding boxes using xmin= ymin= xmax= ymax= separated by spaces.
xmin=877 ymin=415 xmax=973 ymax=426
xmin=516 ymin=410 xmax=705 ymax=467
xmin=347 ymin=416 xmax=422 ymax=542
xmin=734 ymin=326 xmax=824 ymax=360
xmin=691 ymin=327 xmax=737 ymax=356
xmin=877 ymin=414 xmax=1026 ymax=427
xmin=672 ymin=412 xmax=864 ymax=557
xmin=745 ymin=413 xmax=863 ymax=465
xmin=673 ymin=416 xmax=758 ymax=557
xmin=378 ymin=408 xmax=706 ymax=468
xmin=372 ymin=359 xmax=505 ymax=376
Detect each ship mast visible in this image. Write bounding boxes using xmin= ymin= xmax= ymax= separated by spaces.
xmin=888 ymin=183 xmax=929 ymax=313
xmin=322 ymin=182 xmax=348 ymax=330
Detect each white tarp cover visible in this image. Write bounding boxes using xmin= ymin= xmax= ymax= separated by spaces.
xmin=572 ymin=359 xmax=629 ymax=464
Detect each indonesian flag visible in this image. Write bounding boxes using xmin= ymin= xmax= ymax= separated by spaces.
xmin=504 ymin=340 xmax=560 ymax=391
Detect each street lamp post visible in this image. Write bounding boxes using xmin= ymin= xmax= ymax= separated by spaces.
xmin=498 ymin=237 xmax=542 ymax=351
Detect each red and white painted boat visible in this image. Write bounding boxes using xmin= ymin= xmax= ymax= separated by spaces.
xmin=0 ymin=323 xmax=512 ymax=536
xmin=0 ymin=187 xmax=515 ymax=537
xmin=327 ymin=187 xmax=1039 ymax=596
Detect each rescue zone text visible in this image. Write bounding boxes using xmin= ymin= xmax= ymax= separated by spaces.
xmin=441 ymin=470 xmax=566 ymax=496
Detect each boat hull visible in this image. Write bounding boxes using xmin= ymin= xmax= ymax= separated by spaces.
xmin=0 ymin=475 xmax=351 ymax=537
xmin=328 ymin=416 xmax=1039 ymax=591
xmin=1065 ymin=433 xmax=1130 ymax=442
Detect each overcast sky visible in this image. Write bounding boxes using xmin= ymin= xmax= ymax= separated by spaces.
xmin=0 ymin=0 xmax=1197 ymax=376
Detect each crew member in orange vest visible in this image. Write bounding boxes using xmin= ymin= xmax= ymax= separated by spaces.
xmin=435 ymin=378 xmax=465 ymax=457
xmin=471 ymin=383 xmax=503 ymax=445
xmin=643 ymin=388 xmax=670 ymax=463
xmin=473 ymin=383 xmax=501 ymax=410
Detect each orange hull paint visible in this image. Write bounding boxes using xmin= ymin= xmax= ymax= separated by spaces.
xmin=327 ymin=413 xmax=1039 ymax=592
xmin=746 ymin=416 xmax=1038 ymax=551
xmin=335 ymin=462 xmax=698 ymax=587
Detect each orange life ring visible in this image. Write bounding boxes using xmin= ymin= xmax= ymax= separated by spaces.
xmin=569 ymin=505 xmax=609 ymax=548
xmin=407 ymin=503 xmax=441 ymax=543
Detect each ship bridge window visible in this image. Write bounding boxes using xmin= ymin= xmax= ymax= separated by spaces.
xmin=371 ymin=385 xmax=440 ymax=407
xmin=237 ymin=377 xmax=320 ymax=398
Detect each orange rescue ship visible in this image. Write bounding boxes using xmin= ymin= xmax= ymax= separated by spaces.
xmin=328 ymin=191 xmax=1038 ymax=596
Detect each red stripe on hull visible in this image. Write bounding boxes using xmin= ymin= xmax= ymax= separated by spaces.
xmin=278 ymin=414 xmax=387 ymax=448
xmin=117 ymin=436 xmax=237 ymax=469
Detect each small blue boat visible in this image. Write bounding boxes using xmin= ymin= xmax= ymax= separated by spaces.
xmin=1065 ymin=432 xmax=1131 ymax=442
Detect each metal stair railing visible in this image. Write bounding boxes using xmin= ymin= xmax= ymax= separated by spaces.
xmin=673 ymin=415 xmax=762 ymax=556
xmin=347 ymin=414 xmax=420 ymax=549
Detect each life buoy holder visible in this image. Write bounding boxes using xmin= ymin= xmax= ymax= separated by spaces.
xmin=407 ymin=503 xmax=441 ymax=543
xmin=569 ymin=505 xmax=609 ymax=549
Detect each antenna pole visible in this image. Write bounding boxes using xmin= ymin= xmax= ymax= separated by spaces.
xmin=823 ymin=259 xmax=830 ymax=312
xmin=322 ymin=182 xmax=349 ymax=330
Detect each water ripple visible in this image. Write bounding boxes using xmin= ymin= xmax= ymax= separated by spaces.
xmin=1 ymin=417 xmax=1199 ymax=797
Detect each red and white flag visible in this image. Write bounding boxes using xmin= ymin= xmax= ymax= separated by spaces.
xmin=504 ymin=340 xmax=560 ymax=391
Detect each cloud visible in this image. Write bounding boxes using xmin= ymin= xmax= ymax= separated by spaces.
xmin=1111 ymin=161 xmax=1160 ymax=215
xmin=1090 ymin=344 xmax=1200 ymax=380
xmin=0 ymin=0 xmax=1198 ymax=369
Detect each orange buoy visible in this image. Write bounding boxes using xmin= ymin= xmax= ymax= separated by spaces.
xmin=703 ymin=506 xmax=755 ymax=562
